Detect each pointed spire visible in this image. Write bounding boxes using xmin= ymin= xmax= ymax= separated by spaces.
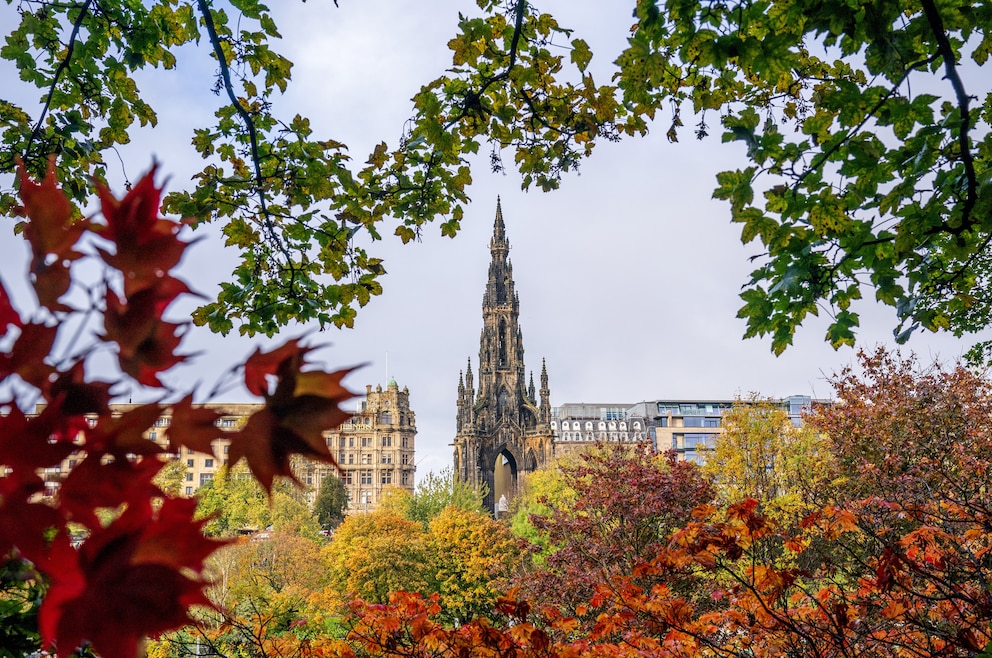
xmin=490 ymin=197 xmax=509 ymax=256
xmin=465 ymin=357 xmax=474 ymax=398
xmin=494 ymin=195 xmax=506 ymax=240
xmin=539 ymin=358 xmax=551 ymax=423
xmin=528 ymin=371 xmax=536 ymax=401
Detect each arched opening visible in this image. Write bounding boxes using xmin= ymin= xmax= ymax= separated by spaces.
xmin=492 ymin=448 xmax=517 ymax=517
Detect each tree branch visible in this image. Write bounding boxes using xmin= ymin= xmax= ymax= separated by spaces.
xmin=195 ymin=0 xmax=294 ymax=275
xmin=23 ymin=0 xmax=94 ymax=160
xmin=920 ymin=0 xmax=978 ymax=231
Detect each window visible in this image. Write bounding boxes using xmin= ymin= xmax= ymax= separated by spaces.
xmin=185 ymin=486 xmax=193 ymax=495
xmin=148 ymin=431 xmax=156 ymax=441
xmin=381 ymin=435 xmax=392 ymax=447
xmin=199 ymin=473 xmax=214 ymax=485
xmin=339 ymin=437 xmax=346 ymax=448
xmin=361 ymin=470 xmax=373 ymax=485
xmin=381 ymin=470 xmax=392 ymax=485
xmin=361 ymin=437 xmax=372 ymax=447
xmin=360 ymin=490 xmax=372 ymax=505
xmin=343 ymin=471 xmax=353 ymax=485
xmin=381 ymin=411 xmax=392 ymax=424
xmin=186 ymin=473 xmax=193 ymax=482
xmin=402 ymin=471 xmax=410 ymax=485
xmin=186 ymin=459 xmax=194 ymax=467
xmin=382 ymin=453 xmax=392 ymax=464
xmin=223 ymin=445 xmax=229 ymax=454
xmin=349 ymin=437 xmax=354 ymax=447
xmin=339 ymin=451 xmax=346 ymax=462
xmin=401 ymin=454 xmax=410 ymax=465
xmin=204 ymin=459 xmax=214 ymax=468
xmin=703 ymin=417 xmax=721 ymax=428
xmin=348 ymin=454 xmax=354 ymax=464
xmin=402 ymin=436 xmax=410 ymax=448
xmin=362 ymin=454 xmax=370 ymax=465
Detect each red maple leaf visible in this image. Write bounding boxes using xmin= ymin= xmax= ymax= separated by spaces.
xmin=242 ymin=337 xmax=308 ymax=397
xmin=102 ymin=281 xmax=189 ymax=387
xmin=229 ymin=340 xmax=356 ymax=492
xmin=0 ymin=475 xmax=64 ymax=563
xmin=58 ymin=456 xmax=165 ymax=528
xmin=46 ymin=361 xmax=113 ymax=417
xmin=38 ymin=497 xmax=225 ymax=658
xmin=82 ymin=403 xmax=164 ymax=456
xmin=95 ymin=165 xmax=193 ymax=297
xmin=16 ymin=158 xmax=89 ymax=311
xmin=0 ymin=278 xmax=22 ymax=338
xmin=0 ymin=401 xmax=79 ymax=476
xmin=166 ymin=394 xmax=227 ymax=455
xmin=0 ymin=322 xmax=57 ymax=389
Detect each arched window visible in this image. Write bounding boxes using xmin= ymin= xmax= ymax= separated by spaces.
xmin=381 ymin=411 xmax=392 ymax=425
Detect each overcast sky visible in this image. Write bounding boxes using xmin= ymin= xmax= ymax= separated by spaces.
xmin=1 ymin=1 xmax=984 ymax=478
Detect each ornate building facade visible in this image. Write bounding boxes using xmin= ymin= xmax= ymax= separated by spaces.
xmin=39 ymin=381 xmax=416 ymax=515
xmin=453 ymin=200 xmax=554 ymax=512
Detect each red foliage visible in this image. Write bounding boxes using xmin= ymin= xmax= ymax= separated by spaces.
xmin=230 ymin=343 xmax=355 ymax=492
xmin=517 ymin=444 xmax=714 ymax=619
xmin=0 ymin=162 xmax=356 ymax=658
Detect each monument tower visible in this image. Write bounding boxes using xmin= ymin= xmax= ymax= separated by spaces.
xmin=453 ymin=199 xmax=554 ymax=513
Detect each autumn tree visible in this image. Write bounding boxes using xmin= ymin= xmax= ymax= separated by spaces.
xmin=701 ymin=396 xmax=835 ymax=524
xmin=320 ymin=509 xmax=430 ymax=605
xmin=406 ymin=466 xmax=488 ymax=528
xmin=508 ymin=455 xmax=577 ymax=559
xmin=810 ymin=347 xmax=992 ymax=505
xmin=194 ymin=465 xmax=319 ymax=538
xmin=425 ymin=506 xmax=525 ymax=622
xmin=515 ymin=443 xmax=714 ymax=619
xmin=313 ymin=473 xmax=348 ymax=531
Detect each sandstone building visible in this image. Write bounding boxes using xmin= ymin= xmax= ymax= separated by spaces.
xmin=39 ymin=381 xmax=416 ymax=514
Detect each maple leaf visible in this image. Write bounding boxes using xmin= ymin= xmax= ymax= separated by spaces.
xmin=0 ymin=475 xmax=64 ymax=563
xmin=0 ymin=402 xmax=79 ymax=475
xmin=95 ymin=165 xmax=193 ymax=297
xmin=46 ymin=361 xmax=113 ymax=417
xmin=167 ymin=394 xmax=226 ymax=455
xmin=58 ymin=457 xmax=164 ymax=528
xmin=16 ymin=158 xmax=89 ymax=311
xmin=38 ymin=497 xmax=224 ymax=658
xmin=83 ymin=402 xmax=164 ymax=456
xmin=0 ymin=322 xmax=57 ymax=389
xmin=0 ymin=279 xmax=22 ymax=338
xmin=102 ymin=281 xmax=190 ymax=387
xmin=229 ymin=340 xmax=357 ymax=492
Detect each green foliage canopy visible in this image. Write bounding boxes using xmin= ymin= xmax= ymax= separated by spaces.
xmin=312 ymin=473 xmax=348 ymax=530
xmin=4 ymin=0 xmax=990 ymax=354
xmin=406 ymin=466 xmax=488 ymax=527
